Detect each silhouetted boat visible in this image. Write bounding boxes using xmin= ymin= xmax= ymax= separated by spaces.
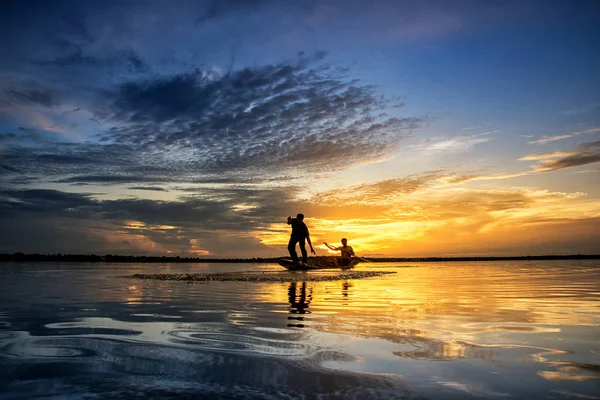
xmin=278 ymin=256 xmax=360 ymax=271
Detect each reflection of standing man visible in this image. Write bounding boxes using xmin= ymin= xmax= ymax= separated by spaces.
xmin=287 ymin=213 xmax=316 ymax=265
xmin=287 ymin=281 xmax=312 ymax=328
xmin=288 ymin=282 xmax=311 ymax=314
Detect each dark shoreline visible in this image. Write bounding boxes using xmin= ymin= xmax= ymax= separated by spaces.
xmin=1 ymin=253 xmax=598 ymax=263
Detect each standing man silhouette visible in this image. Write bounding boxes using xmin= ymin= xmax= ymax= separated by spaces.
xmin=287 ymin=213 xmax=316 ymax=265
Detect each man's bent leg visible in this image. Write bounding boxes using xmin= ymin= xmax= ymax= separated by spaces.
xmin=288 ymin=236 xmax=299 ymax=263
xmin=299 ymin=238 xmax=308 ymax=263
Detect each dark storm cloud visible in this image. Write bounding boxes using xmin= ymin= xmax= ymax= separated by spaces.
xmin=0 ymin=1 xmax=93 ymax=69
xmin=0 ymin=128 xmax=43 ymax=142
xmin=523 ymin=141 xmax=600 ymax=172
xmin=0 ymin=0 xmax=225 ymax=70
xmin=55 ymin=174 xmax=261 ymax=185
xmin=3 ymin=88 xmax=59 ymax=108
xmin=128 ymin=186 xmax=168 ymax=192
xmin=2 ymin=55 xmax=420 ymax=187
xmin=0 ymin=0 xmax=153 ymax=109
xmin=102 ymin=57 xmax=420 ymax=174
xmin=0 ymin=186 xmax=297 ymax=232
xmin=0 ymin=133 xmax=18 ymax=142
xmin=6 ymin=176 xmax=37 ymax=185
xmin=0 ymin=0 xmax=421 ymax=187
xmin=0 ymin=0 xmax=424 ymax=255
xmin=538 ymin=141 xmax=600 ymax=172
xmin=32 ymin=49 xmax=150 ymax=73
xmin=196 ymin=0 xmax=268 ymax=23
xmin=56 ymin=175 xmax=159 ymax=184
xmin=0 ymin=189 xmax=94 ymax=215
xmin=0 ymin=185 xmax=307 ymax=255
xmin=1 ymin=142 xmax=136 ymax=180
xmin=36 ymin=153 xmax=101 ymax=165
xmin=33 ymin=51 xmax=107 ymax=68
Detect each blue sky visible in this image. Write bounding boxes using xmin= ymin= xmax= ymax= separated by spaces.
xmin=0 ymin=0 xmax=599 ymax=256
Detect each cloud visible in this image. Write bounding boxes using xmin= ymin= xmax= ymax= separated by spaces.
xmin=192 ymin=0 xmax=522 ymax=43
xmin=106 ymin=57 xmax=419 ymax=172
xmin=412 ymin=132 xmax=493 ymax=155
xmin=528 ymin=127 xmax=600 ymax=145
xmin=196 ymin=0 xmax=268 ymax=24
xmin=57 ymin=175 xmax=164 ymax=184
xmin=33 ymin=49 xmax=150 ymax=73
xmin=0 ymin=185 xmax=305 ymax=256
xmin=0 ymin=189 xmax=94 ymax=215
xmin=1 ymin=178 xmax=598 ymax=257
xmin=305 ymin=1 xmax=466 ymax=42
xmin=529 ymin=134 xmax=574 ymax=145
xmin=310 ymin=177 xmax=585 ymax=217
xmin=573 ymin=167 xmax=600 ymax=174
xmin=519 ymin=151 xmax=577 ymax=161
xmin=435 ymin=171 xmax=531 ymax=184
xmin=419 ymin=139 xmax=600 ymax=182
xmin=259 ymin=184 xmax=600 ymax=256
xmin=2 ymin=88 xmax=60 ymax=108
xmin=572 ymin=128 xmax=600 ymax=135
xmin=1 ymin=56 xmax=421 ymax=187
xmin=312 ymin=171 xmax=446 ymax=205
xmin=128 ymin=186 xmax=168 ymax=192
xmin=1 ymin=0 xmax=598 ymax=257
xmin=561 ymin=102 xmax=600 ymax=116
xmin=521 ymin=141 xmax=600 ymax=172
xmin=0 ymin=185 xmax=302 ymax=235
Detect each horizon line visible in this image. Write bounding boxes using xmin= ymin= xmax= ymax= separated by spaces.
xmin=1 ymin=253 xmax=598 ymax=263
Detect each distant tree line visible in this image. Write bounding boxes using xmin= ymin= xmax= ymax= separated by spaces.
xmin=0 ymin=252 xmax=598 ymax=263
xmin=0 ymin=253 xmax=283 ymax=263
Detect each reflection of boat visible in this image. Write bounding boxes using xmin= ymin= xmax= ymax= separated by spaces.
xmin=278 ymin=256 xmax=360 ymax=271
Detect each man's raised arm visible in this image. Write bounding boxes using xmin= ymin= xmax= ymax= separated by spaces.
xmin=323 ymin=242 xmax=337 ymax=251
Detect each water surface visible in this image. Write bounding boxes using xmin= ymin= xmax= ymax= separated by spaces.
xmin=0 ymin=261 xmax=599 ymax=399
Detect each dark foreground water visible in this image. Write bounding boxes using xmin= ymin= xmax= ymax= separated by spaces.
xmin=0 ymin=261 xmax=599 ymax=399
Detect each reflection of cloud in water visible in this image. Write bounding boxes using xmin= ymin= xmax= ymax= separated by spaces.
xmin=394 ymin=339 xmax=495 ymax=362
xmin=436 ymin=379 xmax=511 ymax=398
xmin=1 ymin=321 xmax=408 ymax=399
xmin=538 ymin=361 xmax=600 ymax=382
xmin=551 ymin=389 xmax=600 ymax=399
xmin=1 ymin=261 xmax=600 ymax=399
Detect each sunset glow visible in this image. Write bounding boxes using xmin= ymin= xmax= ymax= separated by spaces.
xmin=0 ymin=1 xmax=598 ymax=257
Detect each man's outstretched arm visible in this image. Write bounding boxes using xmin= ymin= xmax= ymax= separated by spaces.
xmin=307 ymin=236 xmax=316 ymax=254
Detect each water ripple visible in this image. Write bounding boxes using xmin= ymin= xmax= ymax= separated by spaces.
xmin=1 ymin=260 xmax=599 ymax=399
xmin=168 ymin=330 xmax=312 ymax=357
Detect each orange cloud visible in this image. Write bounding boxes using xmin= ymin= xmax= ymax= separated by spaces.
xmin=258 ymin=182 xmax=600 ymax=256
xmin=519 ymin=151 xmax=577 ymax=161
xmin=103 ymin=231 xmax=167 ymax=253
xmin=529 ymin=127 xmax=600 ymax=145
xmin=522 ymin=141 xmax=600 ymax=172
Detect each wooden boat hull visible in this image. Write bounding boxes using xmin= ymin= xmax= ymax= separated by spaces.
xmin=278 ymin=257 xmax=360 ymax=271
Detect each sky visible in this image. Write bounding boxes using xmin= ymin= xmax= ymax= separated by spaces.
xmin=0 ymin=0 xmax=599 ymax=257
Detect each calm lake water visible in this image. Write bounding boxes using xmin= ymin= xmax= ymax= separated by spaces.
xmin=0 ymin=260 xmax=599 ymax=399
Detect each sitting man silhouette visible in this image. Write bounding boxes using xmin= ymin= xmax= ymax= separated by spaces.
xmin=324 ymin=238 xmax=355 ymax=266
